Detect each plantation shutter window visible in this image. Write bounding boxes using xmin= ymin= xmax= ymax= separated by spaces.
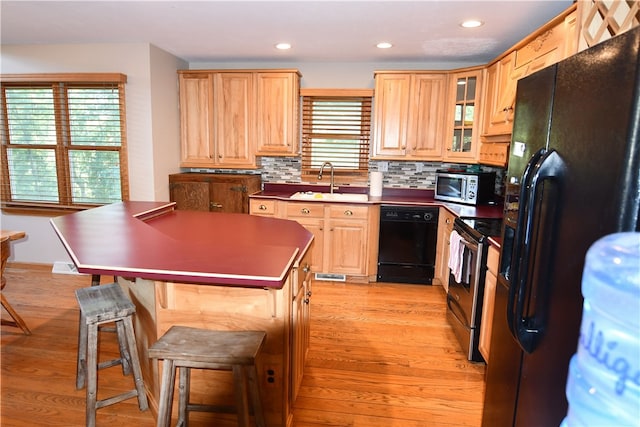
xmin=1 ymin=73 xmax=129 ymax=213
xmin=301 ymin=89 xmax=372 ymax=182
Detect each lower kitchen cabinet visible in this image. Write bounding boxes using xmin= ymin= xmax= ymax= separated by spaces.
xmin=291 ymin=252 xmax=312 ymax=404
xmin=169 ymin=173 xmax=261 ymax=213
xmin=479 ymin=244 xmax=500 ymax=362
xmin=434 ymin=207 xmax=456 ymax=290
xmin=251 ymin=198 xmax=379 ymax=281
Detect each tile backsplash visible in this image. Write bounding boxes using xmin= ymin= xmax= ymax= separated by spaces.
xmin=188 ymin=156 xmax=506 ymax=195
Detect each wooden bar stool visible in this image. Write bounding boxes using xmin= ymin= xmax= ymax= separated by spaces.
xmin=75 ymin=282 xmax=148 ymax=427
xmin=1 ymin=231 xmax=31 ymax=335
xmin=149 ymin=326 xmax=267 ymax=427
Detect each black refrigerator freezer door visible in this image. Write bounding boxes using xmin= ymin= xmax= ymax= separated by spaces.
xmin=513 ymin=27 xmax=640 ymax=427
xmin=504 ymin=65 xmax=556 ymax=229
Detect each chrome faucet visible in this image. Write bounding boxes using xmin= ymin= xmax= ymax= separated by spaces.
xmin=318 ymin=162 xmax=336 ymax=194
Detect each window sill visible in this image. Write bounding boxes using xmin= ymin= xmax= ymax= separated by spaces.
xmin=1 ymin=203 xmax=99 ymax=217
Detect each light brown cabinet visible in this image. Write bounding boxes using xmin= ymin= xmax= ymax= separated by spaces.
xmin=169 ymin=173 xmax=261 ymax=213
xmin=434 ymin=208 xmax=456 ymax=291
xmin=251 ymin=198 xmax=379 ymax=281
xmin=255 ymin=72 xmax=301 ymax=156
xmin=479 ymin=244 xmax=500 ymax=363
xmin=372 ymin=72 xmax=448 ymax=160
xmin=178 ymin=71 xmax=255 ymax=168
xmin=291 ymin=251 xmax=312 ymax=405
xmin=178 ymin=69 xmax=301 ymax=168
xmin=482 ymin=51 xmax=519 ymax=140
xmin=444 ymin=68 xmax=483 ymax=163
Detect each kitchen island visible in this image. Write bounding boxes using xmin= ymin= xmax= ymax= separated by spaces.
xmin=51 ymin=201 xmax=314 ymax=427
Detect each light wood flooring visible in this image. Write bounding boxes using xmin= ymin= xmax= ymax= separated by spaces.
xmin=1 ymin=264 xmax=485 ymax=426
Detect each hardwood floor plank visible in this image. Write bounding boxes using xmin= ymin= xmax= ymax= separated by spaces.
xmin=1 ymin=265 xmax=484 ymax=426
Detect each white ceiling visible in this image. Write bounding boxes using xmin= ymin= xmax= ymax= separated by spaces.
xmin=1 ymin=0 xmax=574 ymax=64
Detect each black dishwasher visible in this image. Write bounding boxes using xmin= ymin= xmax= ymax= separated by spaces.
xmin=377 ymin=205 xmax=439 ymax=284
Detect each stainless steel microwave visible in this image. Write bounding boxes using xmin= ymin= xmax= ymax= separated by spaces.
xmin=434 ymin=171 xmax=496 ymax=205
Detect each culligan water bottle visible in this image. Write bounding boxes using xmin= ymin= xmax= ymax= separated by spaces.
xmin=561 ymin=232 xmax=640 ymax=427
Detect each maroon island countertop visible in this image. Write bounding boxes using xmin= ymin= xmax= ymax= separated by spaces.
xmin=50 ymin=201 xmax=313 ymax=288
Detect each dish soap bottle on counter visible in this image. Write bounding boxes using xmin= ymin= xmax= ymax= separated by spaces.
xmin=561 ymin=232 xmax=640 ymax=426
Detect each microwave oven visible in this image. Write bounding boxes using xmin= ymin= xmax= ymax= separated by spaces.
xmin=434 ymin=171 xmax=496 ymax=205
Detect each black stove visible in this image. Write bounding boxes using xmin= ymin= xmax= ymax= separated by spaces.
xmin=455 ymin=216 xmax=503 ymax=242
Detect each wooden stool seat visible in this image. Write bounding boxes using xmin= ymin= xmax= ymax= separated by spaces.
xmin=75 ymin=282 xmax=148 ymax=426
xmin=149 ymin=325 xmax=267 ymax=427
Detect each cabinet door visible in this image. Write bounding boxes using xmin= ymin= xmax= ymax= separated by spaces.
xmin=285 ymin=202 xmax=325 ymax=273
xmin=483 ymin=52 xmax=517 ymax=137
xmin=255 ymin=72 xmax=300 ymax=156
xmin=215 ymin=73 xmax=255 ymax=167
xmin=445 ymin=69 xmax=483 ymax=162
xmin=169 ymin=180 xmax=211 ymax=211
xmin=479 ymin=245 xmax=500 ymax=362
xmin=407 ymin=74 xmax=448 ymax=159
xmin=434 ymin=208 xmax=455 ymax=290
xmin=326 ymin=205 xmax=368 ymax=275
xmin=179 ymin=73 xmax=215 ymax=167
xmin=372 ymin=73 xmax=411 ymax=157
xmin=209 ymin=182 xmax=246 ymax=213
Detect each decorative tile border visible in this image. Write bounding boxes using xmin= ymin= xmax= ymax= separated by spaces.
xmin=188 ymin=157 xmax=505 ymax=195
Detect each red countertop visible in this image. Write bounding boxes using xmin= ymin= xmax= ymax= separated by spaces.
xmin=252 ymin=183 xmax=504 ymax=219
xmin=50 ymin=201 xmax=314 ymax=288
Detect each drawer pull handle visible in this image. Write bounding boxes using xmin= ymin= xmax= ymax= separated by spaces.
xmin=259 ymin=204 xmax=267 ymax=210
xmin=301 ymin=208 xmax=310 ymax=214
xmin=344 ymin=210 xmax=353 ymax=216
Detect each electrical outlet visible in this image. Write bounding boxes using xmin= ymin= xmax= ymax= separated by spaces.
xmin=416 ymin=162 xmax=424 ymax=173
xmin=379 ymin=161 xmax=388 ymax=172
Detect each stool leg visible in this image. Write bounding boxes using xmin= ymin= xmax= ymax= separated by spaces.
xmin=76 ymin=312 xmax=88 ymax=390
xmin=115 ymin=319 xmax=132 ymax=375
xmin=247 ymin=365 xmax=266 ymax=427
xmin=232 ymin=364 xmax=251 ymax=427
xmin=156 ymin=359 xmax=176 ymax=427
xmin=1 ymin=293 xmax=31 ymax=335
xmin=122 ymin=316 xmax=148 ymax=411
xmin=177 ymin=366 xmax=190 ymax=427
xmin=86 ymin=323 xmax=99 ymax=427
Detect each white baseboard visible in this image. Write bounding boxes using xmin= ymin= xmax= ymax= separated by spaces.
xmin=52 ymin=261 xmax=83 ymax=275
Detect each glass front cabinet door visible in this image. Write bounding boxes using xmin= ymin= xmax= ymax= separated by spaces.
xmin=445 ymin=68 xmax=483 ymax=162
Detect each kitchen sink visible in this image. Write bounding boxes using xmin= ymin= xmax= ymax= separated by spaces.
xmin=290 ymin=191 xmax=369 ymax=202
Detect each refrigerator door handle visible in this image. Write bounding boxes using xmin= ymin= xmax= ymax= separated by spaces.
xmin=509 ymin=149 xmax=565 ymax=353
xmin=507 ymin=148 xmax=546 ymax=323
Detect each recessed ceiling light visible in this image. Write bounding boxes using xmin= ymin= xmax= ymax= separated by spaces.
xmin=461 ymin=20 xmax=484 ymax=28
xmin=275 ymin=43 xmax=291 ymax=50
xmin=377 ymin=42 xmax=393 ymax=49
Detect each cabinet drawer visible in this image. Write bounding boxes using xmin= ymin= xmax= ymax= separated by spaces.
xmin=285 ymin=202 xmax=325 ymax=218
xmin=250 ymin=199 xmax=277 ymax=216
xmin=328 ymin=204 xmax=369 ymax=220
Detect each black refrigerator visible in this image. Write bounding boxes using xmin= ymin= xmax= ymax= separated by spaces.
xmin=481 ymin=27 xmax=640 ymax=427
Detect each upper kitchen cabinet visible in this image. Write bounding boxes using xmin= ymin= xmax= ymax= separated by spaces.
xmin=481 ymin=51 xmax=520 ymax=141
xmin=179 ymin=72 xmax=215 ymax=167
xmin=444 ymin=68 xmax=483 ymax=163
xmin=178 ymin=69 xmax=301 ymax=168
xmin=255 ymin=71 xmax=301 ymax=156
xmin=481 ymin=6 xmax=577 ymax=143
xmin=372 ymin=72 xmax=448 ymax=160
xmin=179 ymin=71 xmax=255 ymax=168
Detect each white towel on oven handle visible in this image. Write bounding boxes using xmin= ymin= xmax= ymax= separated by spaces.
xmin=448 ymin=229 xmax=465 ymax=283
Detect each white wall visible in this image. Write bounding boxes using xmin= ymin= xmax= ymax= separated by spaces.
xmin=0 ymin=43 xmax=186 ymax=264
